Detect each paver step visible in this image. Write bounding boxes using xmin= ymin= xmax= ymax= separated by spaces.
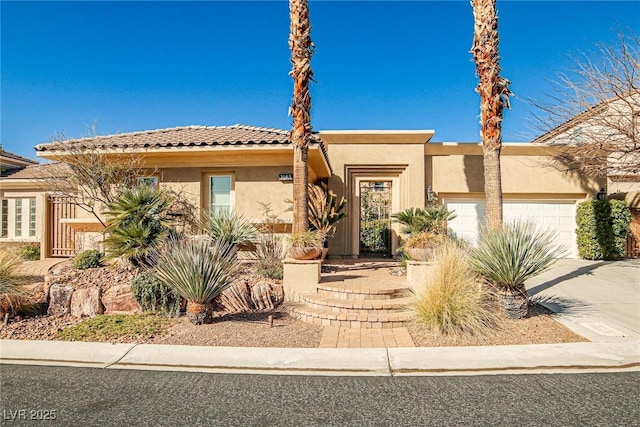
xmin=288 ymin=303 xmax=413 ymax=329
xmin=316 ymin=281 xmax=412 ymax=300
xmin=299 ymin=293 xmax=412 ymax=313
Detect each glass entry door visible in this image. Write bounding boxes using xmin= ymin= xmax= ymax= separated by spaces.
xmin=359 ymin=181 xmax=392 ymax=257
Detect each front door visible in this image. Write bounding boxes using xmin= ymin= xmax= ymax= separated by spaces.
xmin=359 ymin=181 xmax=392 ymax=257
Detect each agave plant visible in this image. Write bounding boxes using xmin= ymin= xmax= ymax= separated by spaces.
xmin=153 ymin=237 xmax=241 ymax=324
xmin=103 ymin=185 xmax=173 ymax=267
xmin=469 ymin=221 xmax=565 ymax=319
xmin=201 ymin=209 xmax=257 ymax=248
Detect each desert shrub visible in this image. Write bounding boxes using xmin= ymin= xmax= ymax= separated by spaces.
xmin=74 ymin=249 xmax=102 ymax=270
xmin=17 ymin=243 xmax=40 ymax=261
xmin=576 ymin=200 xmax=631 ymax=260
xmin=392 ymin=206 xmax=457 ymax=236
xmin=202 ymin=209 xmax=256 ymax=247
xmin=0 ymin=250 xmax=25 ymax=317
xmin=103 ymin=185 xmax=173 ymax=267
xmin=469 ymin=221 xmax=564 ymax=319
xmin=253 ymin=234 xmax=286 ymax=280
xmin=412 ymin=242 xmax=495 ymax=335
xmin=153 ymin=237 xmax=241 ymax=324
xmin=130 ymin=271 xmax=181 ymax=316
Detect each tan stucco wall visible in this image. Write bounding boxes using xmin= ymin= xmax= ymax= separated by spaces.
xmin=429 ymin=154 xmax=603 ymax=197
xmin=158 ymin=166 xmax=294 ymax=222
xmin=324 ymin=142 xmax=426 ymax=258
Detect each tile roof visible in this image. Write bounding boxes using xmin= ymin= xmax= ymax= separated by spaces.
xmin=1 ymin=149 xmax=38 ymax=165
xmin=35 ymin=124 xmax=322 ymax=151
xmin=1 ymin=162 xmax=70 ymax=179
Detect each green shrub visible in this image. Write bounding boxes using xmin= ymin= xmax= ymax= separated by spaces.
xmin=74 ymin=249 xmax=102 ymax=270
xmin=252 ymin=234 xmax=285 ymax=280
xmin=412 ymin=242 xmax=495 ymax=335
xmin=130 ymin=271 xmax=181 ymax=316
xmin=103 ymin=186 xmax=173 ymax=267
xmin=576 ymin=200 xmax=631 ymax=260
xmin=17 ymin=243 xmax=40 ymax=261
xmin=0 ymin=250 xmax=25 ymax=316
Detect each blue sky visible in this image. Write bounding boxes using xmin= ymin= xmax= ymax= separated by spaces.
xmin=1 ymin=1 xmax=639 ymax=159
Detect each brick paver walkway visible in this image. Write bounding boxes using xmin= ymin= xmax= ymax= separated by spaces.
xmin=13 ymin=258 xmax=65 ymax=277
xmin=319 ymin=326 xmax=415 ymax=348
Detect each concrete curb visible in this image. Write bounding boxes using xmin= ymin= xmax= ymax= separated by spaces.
xmin=2 ymin=339 xmax=639 ymax=376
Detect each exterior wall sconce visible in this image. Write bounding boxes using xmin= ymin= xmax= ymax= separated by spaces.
xmin=596 ymin=188 xmax=607 ymax=200
xmin=426 ymin=185 xmax=436 ymax=203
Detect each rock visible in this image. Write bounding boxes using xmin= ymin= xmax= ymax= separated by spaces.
xmin=48 ymin=284 xmax=75 ymax=316
xmin=101 ymin=284 xmax=141 ymax=314
xmin=70 ymin=287 xmax=103 ymax=318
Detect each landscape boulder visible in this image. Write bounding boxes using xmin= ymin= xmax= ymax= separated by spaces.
xmin=101 ymin=283 xmax=141 ymax=314
xmin=70 ymin=287 xmax=103 ymax=318
xmin=47 ymin=284 xmax=75 ymax=316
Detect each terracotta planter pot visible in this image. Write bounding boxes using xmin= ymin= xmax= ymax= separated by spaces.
xmin=289 ymin=246 xmax=322 ymax=260
xmin=406 ymin=247 xmax=435 ymax=262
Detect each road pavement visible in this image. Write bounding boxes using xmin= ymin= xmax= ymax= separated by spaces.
xmin=1 ymin=365 xmax=638 ymax=426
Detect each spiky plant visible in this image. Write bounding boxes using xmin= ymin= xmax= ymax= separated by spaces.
xmin=0 ymin=250 xmax=25 ymax=319
xmin=201 ymin=209 xmax=256 ymax=248
xmin=469 ymin=221 xmax=565 ymax=319
xmin=471 ymin=0 xmax=512 ymax=229
xmin=103 ymin=185 xmax=173 ymax=267
xmin=153 ymin=237 xmax=241 ymax=324
xmin=289 ymin=0 xmax=314 ymax=233
xmin=308 ymin=183 xmax=347 ymax=242
xmin=392 ymin=206 xmax=456 ymax=236
xmin=412 ymin=242 xmax=496 ymax=335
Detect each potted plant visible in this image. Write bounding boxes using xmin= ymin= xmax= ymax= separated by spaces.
xmin=288 ymin=230 xmax=323 ymax=260
xmin=402 ymin=231 xmax=444 ymax=261
xmin=307 ymin=183 xmax=347 ymax=259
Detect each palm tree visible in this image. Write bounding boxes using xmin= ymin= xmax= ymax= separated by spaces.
xmin=289 ymin=0 xmax=314 ymax=233
xmin=470 ymin=0 xmax=512 ymax=229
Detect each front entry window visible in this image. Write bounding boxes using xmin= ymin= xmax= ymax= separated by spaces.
xmin=359 ymin=181 xmax=392 ymax=257
xmin=210 ymin=175 xmax=232 ymax=214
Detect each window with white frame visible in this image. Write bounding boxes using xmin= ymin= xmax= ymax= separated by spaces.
xmin=209 ymin=175 xmax=232 ymax=215
xmin=1 ymin=198 xmax=38 ymax=240
xmin=1 ymin=200 xmax=7 ymax=238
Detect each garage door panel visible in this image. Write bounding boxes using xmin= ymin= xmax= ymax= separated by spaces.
xmin=446 ymin=199 xmax=578 ymax=258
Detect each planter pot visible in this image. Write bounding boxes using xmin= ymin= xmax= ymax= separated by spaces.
xmin=289 ymin=246 xmax=322 ymax=260
xmin=406 ymin=247 xmax=435 ymax=262
xmin=320 ymin=248 xmax=329 ymax=261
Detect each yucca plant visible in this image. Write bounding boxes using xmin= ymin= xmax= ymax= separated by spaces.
xmin=153 ymin=237 xmax=241 ymax=324
xmin=104 ymin=185 xmax=173 ymax=267
xmin=469 ymin=221 xmax=565 ymax=319
xmin=201 ymin=209 xmax=257 ymax=248
xmin=412 ymin=242 xmax=495 ymax=335
xmin=0 ymin=250 xmax=25 ymax=320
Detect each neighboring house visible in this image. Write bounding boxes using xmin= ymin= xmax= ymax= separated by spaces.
xmin=31 ymin=124 xmax=607 ymax=259
xmin=0 ymin=160 xmax=74 ymax=258
xmin=532 ymin=93 xmax=640 ymax=257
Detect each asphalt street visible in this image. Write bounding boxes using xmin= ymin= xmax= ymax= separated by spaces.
xmin=1 ymin=365 xmax=638 ymax=426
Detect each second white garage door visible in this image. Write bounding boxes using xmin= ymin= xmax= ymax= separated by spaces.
xmin=445 ymin=200 xmax=578 ymax=258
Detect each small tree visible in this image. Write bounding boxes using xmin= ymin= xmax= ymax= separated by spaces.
xmin=531 ymin=31 xmax=640 ymax=178
xmin=38 ymin=133 xmax=149 ymax=227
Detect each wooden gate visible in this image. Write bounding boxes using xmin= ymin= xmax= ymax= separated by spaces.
xmin=626 ymin=208 xmax=640 ymax=259
xmin=49 ymin=197 xmax=76 ymax=257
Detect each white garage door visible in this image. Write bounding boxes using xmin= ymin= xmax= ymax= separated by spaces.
xmin=445 ymin=200 xmax=578 ymax=258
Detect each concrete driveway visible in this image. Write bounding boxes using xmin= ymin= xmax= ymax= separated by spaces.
xmin=526 ymin=258 xmax=640 ymax=342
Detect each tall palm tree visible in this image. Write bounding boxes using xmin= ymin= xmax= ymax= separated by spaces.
xmin=470 ymin=0 xmax=512 ymax=229
xmin=289 ymin=0 xmax=314 ymax=233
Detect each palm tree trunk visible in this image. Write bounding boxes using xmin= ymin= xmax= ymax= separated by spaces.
xmin=289 ymin=0 xmax=314 ymax=233
xmin=471 ymin=0 xmax=512 ymax=229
